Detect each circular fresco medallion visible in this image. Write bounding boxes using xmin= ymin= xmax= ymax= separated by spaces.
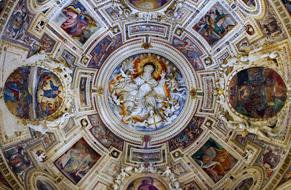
xmin=4 ymin=66 xmax=64 ymax=120
xmin=126 ymin=177 xmax=167 ymax=190
xmin=228 ymin=67 xmax=287 ymax=119
xmin=127 ymin=0 xmax=171 ymax=11
xmin=109 ymin=54 xmax=187 ymax=132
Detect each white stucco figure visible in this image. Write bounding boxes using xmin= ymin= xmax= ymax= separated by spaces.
xmin=148 ymin=162 xmax=157 ymax=173
xmin=135 ymin=163 xmax=145 ymax=173
xmin=120 ymin=168 xmax=130 ymax=181
xmin=243 ymin=147 xmax=255 ymax=163
xmin=251 ymin=120 xmax=282 ymax=137
xmin=124 ymin=166 xmax=134 ymax=173
xmin=217 ymin=111 xmax=270 ymax=139
xmin=162 ymin=166 xmax=172 ymax=177
xmin=171 ymin=181 xmax=182 ymax=190
xmin=109 ymin=55 xmax=187 ymax=130
xmin=27 ymin=123 xmax=49 ymax=135
xmin=240 ymin=51 xmax=279 ymax=63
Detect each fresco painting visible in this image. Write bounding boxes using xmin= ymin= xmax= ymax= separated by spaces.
xmin=31 ymin=131 xmax=58 ymax=150
xmin=128 ymin=0 xmax=170 ymax=11
xmin=193 ymin=3 xmax=237 ymax=46
xmin=36 ymin=67 xmax=64 ymax=118
xmin=172 ymin=36 xmax=204 ymax=70
xmin=105 ymin=7 xmax=120 ymax=21
xmin=260 ymin=146 xmax=283 ymax=177
xmin=5 ymin=0 xmax=31 ymax=40
xmin=4 ymin=145 xmax=32 ymax=177
xmin=261 ymin=13 xmax=282 ymax=36
xmin=89 ymin=114 xmax=124 ymax=151
xmin=54 ymin=138 xmax=101 ymax=184
xmin=169 ymin=117 xmax=204 ymax=151
xmin=53 ymin=0 xmax=99 ymax=45
xmin=126 ymin=177 xmax=167 ymax=190
xmin=4 ymin=67 xmax=32 ymax=119
xmin=108 ymin=54 xmax=187 ymax=132
xmin=88 ymin=34 xmax=123 ymax=69
xmin=79 ymin=77 xmax=88 ymax=106
xmin=61 ymin=49 xmax=76 ymax=66
xmin=30 ymin=34 xmax=56 ymax=56
xmin=228 ymin=67 xmax=287 ymax=119
xmin=4 ymin=66 xmax=64 ymax=120
xmin=192 ymin=138 xmax=237 ymax=182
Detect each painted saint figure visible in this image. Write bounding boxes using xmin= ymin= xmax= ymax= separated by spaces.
xmin=193 ymin=3 xmax=237 ymax=46
xmin=192 ymin=138 xmax=237 ymax=182
xmin=55 ymin=1 xmax=99 ymax=45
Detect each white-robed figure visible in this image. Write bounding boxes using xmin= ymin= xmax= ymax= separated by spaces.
xmin=109 ymin=55 xmax=187 ymax=130
xmin=121 ymin=64 xmax=165 ymax=128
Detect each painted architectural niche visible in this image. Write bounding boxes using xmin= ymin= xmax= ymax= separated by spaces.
xmin=108 ymin=53 xmax=187 ymax=132
xmin=228 ymin=67 xmax=287 ymax=119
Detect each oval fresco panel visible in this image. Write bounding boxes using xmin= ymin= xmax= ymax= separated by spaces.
xmin=228 ymin=67 xmax=287 ymax=119
xmin=126 ymin=177 xmax=167 ymax=190
xmin=127 ymin=0 xmax=171 ymax=11
xmin=4 ymin=66 xmax=64 ymax=120
xmin=108 ymin=54 xmax=187 ymax=132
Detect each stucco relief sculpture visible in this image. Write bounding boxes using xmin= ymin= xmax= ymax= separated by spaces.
xmin=109 ymin=54 xmax=187 ymax=131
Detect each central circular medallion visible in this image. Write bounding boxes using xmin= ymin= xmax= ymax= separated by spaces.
xmin=108 ymin=54 xmax=187 ymax=132
xmin=95 ymin=43 xmax=198 ymax=143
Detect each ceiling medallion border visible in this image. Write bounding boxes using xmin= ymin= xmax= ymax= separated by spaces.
xmin=94 ymin=42 xmax=199 ymax=144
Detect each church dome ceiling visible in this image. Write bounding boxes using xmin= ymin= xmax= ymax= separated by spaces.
xmin=0 ymin=0 xmax=290 ymax=190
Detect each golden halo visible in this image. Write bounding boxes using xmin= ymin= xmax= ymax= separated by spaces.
xmin=133 ymin=55 xmax=166 ymax=80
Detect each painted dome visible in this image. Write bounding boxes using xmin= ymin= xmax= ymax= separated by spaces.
xmin=0 ymin=0 xmax=290 ymax=190
xmin=4 ymin=66 xmax=64 ymax=120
